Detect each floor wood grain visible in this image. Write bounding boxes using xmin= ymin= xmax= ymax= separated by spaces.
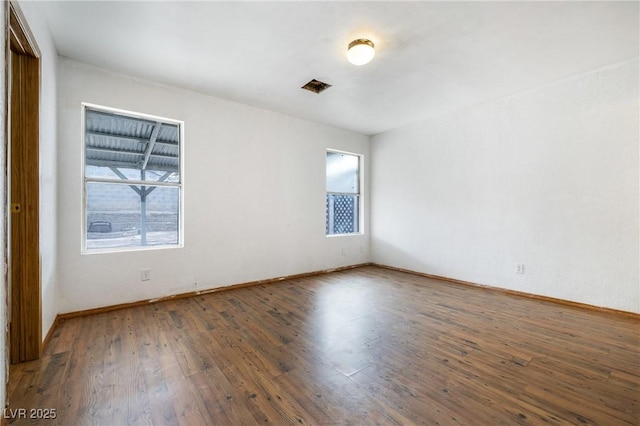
xmin=6 ymin=266 xmax=640 ymax=425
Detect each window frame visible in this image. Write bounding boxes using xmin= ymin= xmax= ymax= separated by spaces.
xmin=325 ymin=148 xmax=364 ymax=237
xmin=81 ymin=103 xmax=185 ymax=254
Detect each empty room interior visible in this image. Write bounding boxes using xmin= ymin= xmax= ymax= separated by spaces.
xmin=2 ymin=1 xmax=639 ymax=424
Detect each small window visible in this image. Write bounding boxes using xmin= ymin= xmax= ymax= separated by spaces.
xmin=83 ymin=104 xmax=183 ymax=252
xmin=326 ymin=150 xmax=361 ymax=235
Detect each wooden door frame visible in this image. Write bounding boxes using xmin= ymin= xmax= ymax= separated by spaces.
xmin=5 ymin=0 xmax=41 ymax=364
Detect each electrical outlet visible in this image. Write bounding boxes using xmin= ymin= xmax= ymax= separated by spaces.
xmin=141 ymin=269 xmax=151 ymax=281
xmin=516 ymin=264 xmax=525 ymax=274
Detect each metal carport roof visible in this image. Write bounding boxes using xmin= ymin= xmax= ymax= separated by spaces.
xmin=85 ymin=108 xmax=180 ymax=174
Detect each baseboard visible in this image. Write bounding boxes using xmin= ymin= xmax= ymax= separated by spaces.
xmin=41 ymin=315 xmax=60 ymax=353
xmin=56 ymin=263 xmax=372 ymax=321
xmin=373 ymin=263 xmax=640 ymax=319
xmin=50 ymin=261 xmax=638 ymax=340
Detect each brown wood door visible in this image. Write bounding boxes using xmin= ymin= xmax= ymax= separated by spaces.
xmin=8 ymin=1 xmax=41 ymax=363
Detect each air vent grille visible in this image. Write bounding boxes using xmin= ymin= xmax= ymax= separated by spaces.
xmin=301 ymin=79 xmax=332 ymax=94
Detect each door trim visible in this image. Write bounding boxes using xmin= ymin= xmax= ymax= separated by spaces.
xmin=6 ymin=0 xmax=41 ymax=364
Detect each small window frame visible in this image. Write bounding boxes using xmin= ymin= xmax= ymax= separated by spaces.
xmin=325 ymin=149 xmax=363 ymax=237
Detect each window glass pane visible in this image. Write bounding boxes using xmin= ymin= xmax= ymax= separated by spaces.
xmin=85 ymin=108 xmax=180 ymax=183
xmin=86 ymin=182 xmax=179 ymax=250
xmin=326 ymin=194 xmax=359 ymax=235
xmin=326 ymin=151 xmax=359 ymax=194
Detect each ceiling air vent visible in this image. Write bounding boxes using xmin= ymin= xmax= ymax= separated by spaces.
xmin=301 ymin=79 xmax=331 ymax=94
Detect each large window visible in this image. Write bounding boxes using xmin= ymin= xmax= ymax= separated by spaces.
xmin=83 ymin=104 xmax=183 ymax=252
xmin=326 ymin=150 xmax=361 ymax=235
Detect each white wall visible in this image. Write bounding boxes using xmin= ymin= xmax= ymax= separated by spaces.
xmin=57 ymin=58 xmax=370 ymax=313
xmin=18 ymin=1 xmax=59 ymax=342
xmin=371 ymin=59 xmax=639 ymax=313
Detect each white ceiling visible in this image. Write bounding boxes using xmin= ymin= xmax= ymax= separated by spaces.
xmin=40 ymin=1 xmax=639 ymax=136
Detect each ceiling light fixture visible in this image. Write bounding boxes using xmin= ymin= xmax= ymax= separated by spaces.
xmin=347 ymin=39 xmax=375 ymax=66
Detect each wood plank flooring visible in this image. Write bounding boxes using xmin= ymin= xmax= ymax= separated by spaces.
xmin=6 ymin=266 xmax=640 ymax=425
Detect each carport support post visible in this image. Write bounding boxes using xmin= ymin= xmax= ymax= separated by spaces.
xmin=140 ymin=170 xmax=147 ymax=246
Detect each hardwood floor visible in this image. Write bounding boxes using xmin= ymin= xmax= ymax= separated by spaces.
xmin=6 ymin=266 xmax=640 ymax=425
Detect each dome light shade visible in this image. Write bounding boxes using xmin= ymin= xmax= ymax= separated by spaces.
xmin=347 ymin=39 xmax=375 ymax=66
